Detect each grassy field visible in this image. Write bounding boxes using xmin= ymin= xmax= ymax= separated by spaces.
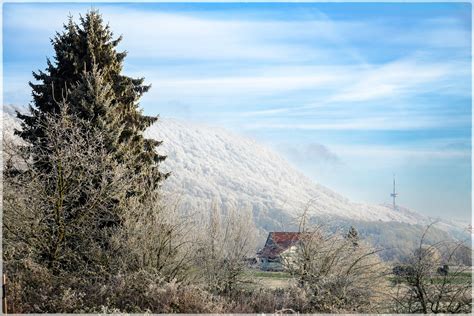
xmin=245 ymin=269 xmax=293 ymax=289
xmin=390 ymin=271 xmax=472 ymax=285
xmin=248 ymin=270 xmax=291 ymax=279
xmin=248 ymin=268 xmax=472 ymax=289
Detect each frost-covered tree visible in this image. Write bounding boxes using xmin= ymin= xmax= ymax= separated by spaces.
xmin=4 ymin=102 xmax=135 ymax=273
xmin=346 ymin=226 xmax=360 ymax=247
xmin=196 ymin=205 xmax=257 ymax=294
xmin=17 ymin=10 xmax=167 ymax=199
xmin=392 ymin=225 xmax=472 ymax=313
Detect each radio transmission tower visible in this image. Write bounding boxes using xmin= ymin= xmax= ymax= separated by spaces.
xmin=390 ymin=175 xmax=398 ymax=210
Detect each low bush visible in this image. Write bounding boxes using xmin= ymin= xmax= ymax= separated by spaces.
xmin=5 ymin=261 xmax=227 ymax=313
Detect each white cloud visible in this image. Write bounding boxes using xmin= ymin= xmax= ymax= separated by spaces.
xmin=6 ymin=3 xmax=470 ymax=63
xmin=242 ymin=114 xmax=470 ymax=131
xmin=5 ymin=5 xmax=356 ymax=62
xmin=130 ymin=56 xmax=469 ymax=112
xmin=145 ymin=73 xmax=343 ymax=98
xmin=327 ymin=58 xmax=469 ymax=103
xmin=331 ymin=144 xmax=470 ymax=160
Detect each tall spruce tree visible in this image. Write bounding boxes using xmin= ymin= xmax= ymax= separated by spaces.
xmin=17 ymin=10 xmax=168 ymax=199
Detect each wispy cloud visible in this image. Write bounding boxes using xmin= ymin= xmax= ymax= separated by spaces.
xmin=242 ymin=114 xmax=470 ymax=131
xmin=147 ymin=74 xmax=341 ymax=96
xmin=332 ymin=144 xmax=470 ymax=160
xmin=132 ymin=56 xmax=469 ymax=116
xmin=5 ymin=4 xmax=470 ymax=63
xmin=327 ymin=58 xmax=466 ymax=103
xmin=4 ymin=5 xmax=362 ymax=62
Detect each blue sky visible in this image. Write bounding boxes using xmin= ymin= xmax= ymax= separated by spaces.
xmin=3 ymin=2 xmax=472 ymax=222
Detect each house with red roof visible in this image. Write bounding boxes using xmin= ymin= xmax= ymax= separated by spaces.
xmin=257 ymin=232 xmax=302 ymax=271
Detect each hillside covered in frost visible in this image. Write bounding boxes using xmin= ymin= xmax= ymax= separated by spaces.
xmin=146 ymin=118 xmax=454 ymax=228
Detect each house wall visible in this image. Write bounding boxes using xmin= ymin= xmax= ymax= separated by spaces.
xmin=259 ymin=246 xmax=298 ymax=271
xmin=259 ymin=257 xmax=284 ymax=271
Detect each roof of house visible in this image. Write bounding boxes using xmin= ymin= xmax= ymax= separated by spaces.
xmin=258 ymin=232 xmax=302 ymax=258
